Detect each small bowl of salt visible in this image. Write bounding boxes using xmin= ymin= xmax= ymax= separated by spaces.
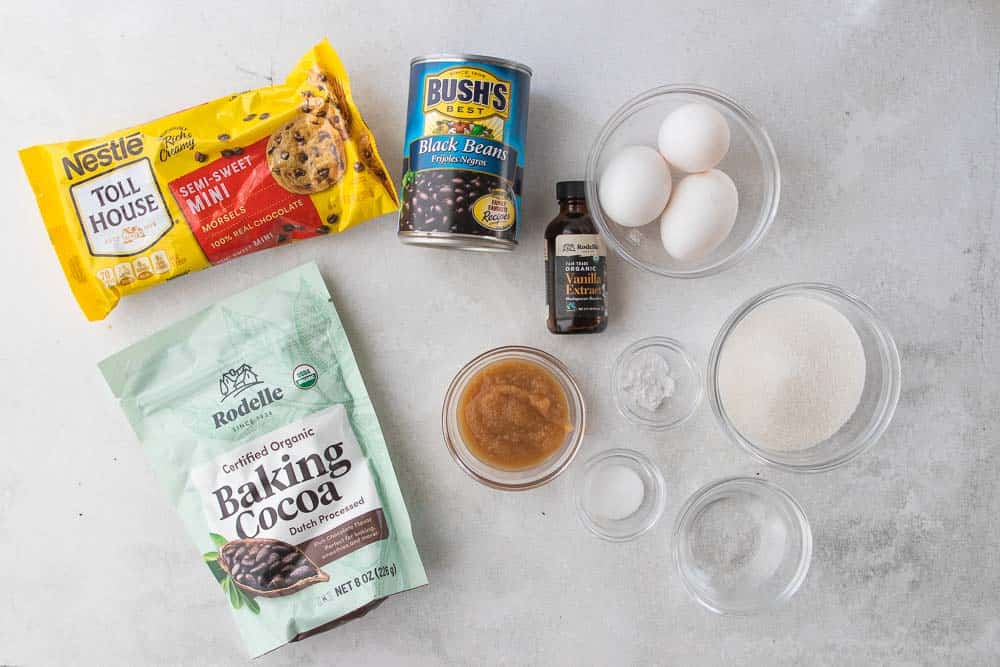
xmin=575 ymin=449 xmax=667 ymax=542
xmin=613 ymin=337 xmax=703 ymax=430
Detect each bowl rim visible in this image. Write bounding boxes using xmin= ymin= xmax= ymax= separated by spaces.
xmin=611 ymin=336 xmax=704 ymax=430
xmin=672 ymin=476 xmax=813 ymax=615
xmin=573 ymin=447 xmax=667 ymax=542
xmin=707 ymin=282 xmax=902 ymax=473
xmin=585 ymin=83 xmax=781 ymax=279
xmin=441 ymin=345 xmax=587 ymax=491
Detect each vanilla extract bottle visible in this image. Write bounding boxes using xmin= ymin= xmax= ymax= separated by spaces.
xmin=545 ymin=181 xmax=608 ymax=334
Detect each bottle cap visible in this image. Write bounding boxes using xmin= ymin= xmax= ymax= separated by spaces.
xmin=556 ymin=180 xmax=586 ymax=201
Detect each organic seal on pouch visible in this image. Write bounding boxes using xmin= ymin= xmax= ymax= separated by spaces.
xmin=19 ymin=40 xmax=397 ymax=320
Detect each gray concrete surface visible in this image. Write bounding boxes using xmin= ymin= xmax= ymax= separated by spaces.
xmin=1 ymin=1 xmax=997 ymax=664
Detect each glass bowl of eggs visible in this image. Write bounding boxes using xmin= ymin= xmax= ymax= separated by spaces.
xmin=585 ymin=84 xmax=780 ymax=278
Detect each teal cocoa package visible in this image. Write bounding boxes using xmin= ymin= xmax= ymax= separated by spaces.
xmin=100 ymin=262 xmax=427 ymax=657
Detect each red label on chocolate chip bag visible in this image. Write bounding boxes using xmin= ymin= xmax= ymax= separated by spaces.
xmin=167 ymin=138 xmax=325 ymax=264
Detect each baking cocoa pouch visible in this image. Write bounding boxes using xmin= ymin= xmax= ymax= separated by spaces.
xmin=99 ymin=262 xmax=426 ymax=656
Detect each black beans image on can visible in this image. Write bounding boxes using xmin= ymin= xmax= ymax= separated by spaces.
xmin=398 ymin=54 xmax=531 ymax=251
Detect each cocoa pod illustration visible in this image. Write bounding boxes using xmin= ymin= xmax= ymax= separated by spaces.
xmin=217 ymin=538 xmax=328 ymax=598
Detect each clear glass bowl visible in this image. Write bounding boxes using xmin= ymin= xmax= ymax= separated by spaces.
xmin=585 ymin=84 xmax=780 ymax=278
xmin=442 ymin=346 xmax=586 ymax=490
xmin=612 ymin=337 xmax=703 ymax=430
xmin=673 ymin=477 xmax=812 ymax=614
xmin=708 ymin=283 xmax=901 ymax=472
xmin=574 ymin=449 xmax=666 ymax=542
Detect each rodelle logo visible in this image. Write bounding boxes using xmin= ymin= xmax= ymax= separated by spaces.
xmin=424 ymin=67 xmax=510 ymax=121
xmin=213 ymin=364 xmax=284 ymax=429
xmin=562 ymin=240 xmax=600 ymax=254
xmin=219 ymin=363 xmax=262 ymax=400
xmin=63 ymin=132 xmax=144 ymax=180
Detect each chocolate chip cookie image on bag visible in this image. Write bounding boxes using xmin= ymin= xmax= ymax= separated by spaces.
xmin=357 ymin=131 xmax=391 ymax=188
xmin=312 ymin=69 xmax=352 ymax=138
xmin=267 ymin=113 xmax=347 ymax=194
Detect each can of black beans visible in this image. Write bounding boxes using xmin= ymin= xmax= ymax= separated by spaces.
xmin=398 ymin=54 xmax=531 ymax=251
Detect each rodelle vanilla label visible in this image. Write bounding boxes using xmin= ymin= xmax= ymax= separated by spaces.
xmin=553 ymin=233 xmax=607 ymax=316
xmin=69 ymin=158 xmax=172 ymax=256
xmin=555 ymin=233 xmax=606 ymax=258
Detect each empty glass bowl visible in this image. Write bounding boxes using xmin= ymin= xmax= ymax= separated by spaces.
xmin=707 ymin=283 xmax=901 ymax=472
xmin=612 ymin=337 xmax=703 ymax=430
xmin=585 ymin=84 xmax=780 ymax=278
xmin=673 ymin=477 xmax=812 ymax=614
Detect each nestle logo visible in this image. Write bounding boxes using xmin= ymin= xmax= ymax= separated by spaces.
xmin=62 ymin=132 xmax=144 ymax=180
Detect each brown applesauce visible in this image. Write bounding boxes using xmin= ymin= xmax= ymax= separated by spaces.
xmin=457 ymin=358 xmax=573 ymax=470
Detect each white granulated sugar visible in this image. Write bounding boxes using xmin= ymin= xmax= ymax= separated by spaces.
xmin=718 ymin=296 xmax=866 ymax=451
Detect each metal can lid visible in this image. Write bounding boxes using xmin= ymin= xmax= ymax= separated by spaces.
xmin=398 ymin=231 xmax=516 ymax=252
xmin=410 ymin=54 xmax=533 ymax=77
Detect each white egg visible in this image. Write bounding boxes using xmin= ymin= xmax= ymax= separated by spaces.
xmin=660 ymin=169 xmax=739 ymax=261
xmin=598 ymin=146 xmax=671 ymax=227
xmin=657 ymin=103 xmax=731 ymax=173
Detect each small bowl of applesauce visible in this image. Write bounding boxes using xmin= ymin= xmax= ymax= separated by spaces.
xmin=443 ymin=346 xmax=587 ymax=490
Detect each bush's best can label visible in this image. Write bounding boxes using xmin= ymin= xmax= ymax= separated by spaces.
xmin=398 ymin=54 xmax=531 ymax=251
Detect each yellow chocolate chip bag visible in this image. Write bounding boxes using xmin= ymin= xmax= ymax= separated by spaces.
xmin=19 ymin=39 xmax=398 ymax=320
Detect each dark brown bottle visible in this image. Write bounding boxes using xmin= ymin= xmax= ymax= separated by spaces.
xmin=545 ymin=181 xmax=608 ymax=334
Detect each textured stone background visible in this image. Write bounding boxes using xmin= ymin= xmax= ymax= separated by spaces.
xmin=1 ymin=1 xmax=997 ymax=665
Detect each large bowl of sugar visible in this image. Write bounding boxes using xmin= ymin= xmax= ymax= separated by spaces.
xmin=707 ymin=283 xmax=901 ymax=473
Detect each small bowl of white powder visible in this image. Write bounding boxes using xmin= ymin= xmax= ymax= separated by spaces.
xmin=613 ymin=337 xmax=703 ymax=430
xmin=575 ymin=449 xmax=667 ymax=541
xmin=708 ymin=283 xmax=901 ymax=472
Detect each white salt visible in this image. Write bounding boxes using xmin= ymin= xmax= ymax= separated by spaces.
xmin=717 ymin=296 xmax=866 ymax=451
xmin=585 ymin=464 xmax=645 ymax=520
